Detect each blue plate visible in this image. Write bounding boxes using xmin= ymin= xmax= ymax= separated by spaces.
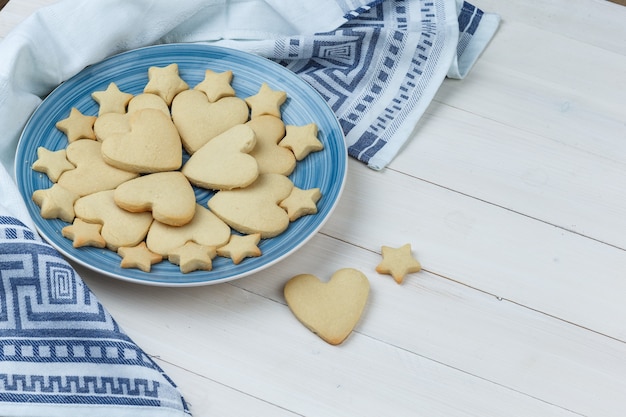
xmin=15 ymin=44 xmax=347 ymax=286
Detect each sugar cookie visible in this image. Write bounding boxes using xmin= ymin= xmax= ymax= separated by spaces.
xmin=208 ymin=173 xmax=293 ymax=238
xmin=117 ymin=242 xmax=163 ymax=272
xmin=101 ymin=108 xmax=182 ymax=173
xmin=217 ymin=233 xmax=262 ymax=264
xmin=246 ymin=115 xmax=296 ymax=176
xmin=74 ymin=190 xmax=153 ymax=251
xmin=375 ymin=243 xmax=422 ymax=284
xmin=55 ymin=107 xmax=96 ymax=143
xmin=284 ymin=268 xmax=370 ymax=345
xmin=194 ymin=69 xmax=236 ymax=102
xmin=114 ymin=171 xmax=196 ymax=226
xmin=245 ymin=82 xmax=287 ymax=118
xmin=168 ymin=241 xmax=216 ymax=274
xmin=91 ymin=82 xmax=133 ymax=115
xmin=279 ymin=187 xmax=322 ymax=221
xmin=143 ymin=63 xmax=189 ymax=105
xmin=57 ymin=139 xmax=139 ymax=196
xmin=171 ymin=89 xmax=249 ymax=154
xmin=145 ymin=204 xmax=231 ymax=256
xmin=31 ymin=147 xmax=75 ymax=183
xmin=32 ymin=183 xmax=79 ymax=223
xmin=280 ymin=123 xmax=323 ymax=161
xmin=182 ymin=124 xmax=258 ymax=190
xmin=61 ymin=218 xmax=106 ymax=248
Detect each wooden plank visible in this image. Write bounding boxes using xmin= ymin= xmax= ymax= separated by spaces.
xmin=472 ymin=0 xmax=626 ymax=54
xmin=390 ymin=101 xmax=626 ymax=249
xmin=78 ymin=258 xmax=579 ymax=417
xmin=317 ymin=161 xmax=626 ymax=340
xmin=233 ymin=234 xmax=626 ymax=416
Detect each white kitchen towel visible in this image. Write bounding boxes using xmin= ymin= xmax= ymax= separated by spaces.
xmin=0 ymin=0 xmax=498 ymax=415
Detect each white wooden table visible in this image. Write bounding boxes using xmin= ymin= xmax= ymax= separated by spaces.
xmin=2 ymin=0 xmax=626 ymax=415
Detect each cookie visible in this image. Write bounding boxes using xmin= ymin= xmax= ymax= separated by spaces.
xmin=114 ymin=171 xmax=196 ymax=227
xmin=57 ymin=139 xmax=139 ymax=196
xmin=100 ymin=108 xmax=183 ymax=173
xmin=194 ymin=69 xmax=236 ymax=102
xmin=216 ymin=233 xmax=262 ymax=264
xmin=91 ymin=82 xmax=133 ymax=115
xmin=375 ymin=243 xmax=422 ymax=284
xmin=145 ymin=204 xmax=231 ymax=256
xmin=168 ymin=241 xmax=217 ymax=273
xmin=246 ymin=115 xmax=296 ymax=176
xmin=279 ymin=123 xmax=323 ymax=161
xmin=171 ymin=89 xmax=249 ymax=154
xmin=74 ymin=190 xmax=153 ymax=251
xmin=143 ymin=63 xmax=189 ymax=105
xmin=32 ymin=183 xmax=79 ymax=223
xmin=61 ymin=218 xmax=106 ymax=248
xmin=117 ymin=242 xmax=163 ymax=272
xmin=208 ymin=173 xmax=294 ymax=238
xmin=284 ymin=268 xmax=370 ymax=345
xmin=279 ymin=186 xmax=322 ymax=221
xmin=182 ymin=124 xmax=258 ymax=190
xmin=31 ymin=147 xmax=75 ymax=183
xmin=55 ymin=107 xmax=97 ymax=143
xmin=245 ymin=82 xmax=287 ymax=119
xmin=93 ymin=93 xmax=171 ymax=142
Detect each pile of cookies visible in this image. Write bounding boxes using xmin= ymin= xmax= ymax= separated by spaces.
xmin=31 ymin=63 xmax=324 ymax=273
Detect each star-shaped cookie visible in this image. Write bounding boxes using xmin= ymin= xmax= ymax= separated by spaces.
xmin=61 ymin=218 xmax=106 ymax=248
xmin=194 ymin=69 xmax=236 ymax=102
xmin=117 ymin=241 xmax=163 ymax=272
xmin=217 ymin=233 xmax=262 ymax=265
xmin=92 ymin=82 xmax=134 ymax=115
xmin=32 ymin=183 xmax=79 ymax=223
xmin=31 ymin=147 xmax=75 ymax=183
xmin=245 ymin=82 xmax=287 ymax=118
xmin=279 ymin=187 xmax=322 ymax=221
xmin=375 ymin=243 xmax=422 ymax=284
xmin=143 ymin=63 xmax=189 ymax=105
xmin=279 ymin=123 xmax=324 ymax=160
xmin=168 ymin=241 xmax=217 ymax=273
xmin=55 ymin=107 xmax=97 ymax=143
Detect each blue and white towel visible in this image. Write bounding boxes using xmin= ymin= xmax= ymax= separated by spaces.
xmin=0 ymin=0 xmax=499 ymax=415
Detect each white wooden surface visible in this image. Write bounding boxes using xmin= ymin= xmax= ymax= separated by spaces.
xmin=2 ymin=0 xmax=626 ymax=416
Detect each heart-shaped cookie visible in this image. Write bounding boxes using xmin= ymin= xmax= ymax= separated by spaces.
xmin=207 ymin=173 xmax=293 ymax=238
xmin=171 ymin=89 xmax=249 ymax=154
xmin=101 ymin=108 xmax=182 ymax=173
xmin=284 ymin=268 xmax=370 ymax=345
xmin=182 ymin=124 xmax=258 ymax=190
xmin=74 ymin=190 xmax=153 ymax=251
xmin=114 ymin=171 xmax=196 ymax=226
xmin=246 ymin=115 xmax=296 ymax=176
xmin=94 ymin=93 xmax=170 ymax=142
xmin=146 ymin=204 xmax=231 ymax=256
xmin=57 ymin=139 xmax=138 ymax=196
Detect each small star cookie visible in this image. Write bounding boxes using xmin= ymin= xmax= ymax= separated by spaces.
xmin=55 ymin=107 xmax=97 ymax=143
xmin=143 ymin=63 xmax=189 ymax=105
xmin=375 ymin=243 xmax=421 ymax=284
xmin=31 ymin=147 xmax=75 ymax=183
xmin=32 ymin=183 xmax=79 ymax=223
xmin=217 ymin=233 xmax=262 ymax=264
xmin=61 ymin=218 xmax=106 ymax=248
xmin=279 ymin=187 xmax=322 ymax=221
xmin=168 ymin=241 xmax=217 ymax=273
xmin=279 ymin=123 xmax=323 ymax=161
xmin=117 ymin=241 xmax=163 ymax=272
xmin=91 ymin=82 xmax=134 ymax=115
xmin=245 ymin=82 xmax=287 ymax=118
xmin=194 ymin=69 xmax=236 ymax=102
